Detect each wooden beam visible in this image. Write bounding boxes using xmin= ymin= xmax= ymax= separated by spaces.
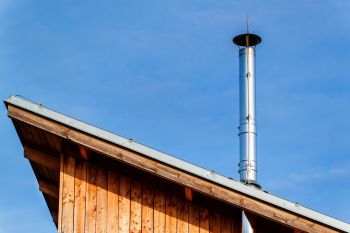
xmin=7 ymin=105 xmax=343 ymax=233
xmin=38 ymin=179 xmax=59 ymax=199
xmin=184 ymin=187 xmax=193 ymax=201
xmin=79 ymin=146 xmax=90 ymax=160
xmin=24 ymin=145 xmax=59 ymax=171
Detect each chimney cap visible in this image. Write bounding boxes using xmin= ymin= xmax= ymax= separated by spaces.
xmin=233 ymin=33 xmax=262 ymax=47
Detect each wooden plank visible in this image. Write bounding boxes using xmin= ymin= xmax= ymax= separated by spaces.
xmin=142 ymin=183 xmax=153 ymax=233
xmin=85 ymin=163 xmax=97 ymax=233
xmin=177 ymin=199 xmax=189 ymax=233
xmin=154 ymin=189 xmax=166 ymax=233
xmin=184 ymin=187 xmax=193 ymax=201
xmin=79 ymin=146 xmax=90 ymax=160
xmin=199 ymin=208 xmax=209 ymax=233
xmin=107 ymin=170 xmax=119 ymax=232
xmin=38 ymin=179 xmax=58 ymax=198
xmin=221 ymin=215 xmax=232 ymax=233
xmin=73 ymin=159 xmax=87 ymax=233
xmin=58 ymin=153 xmax=64 ymax=232
xmin=7 ymin=105 xmax=343 ymax=233
xmin=24 ymin=145 xmax=59 ymax=170
xmin=130 ymin=180 xmax=142 ymax=233
xmin=189 ymin=204 xmax=200 ymax=233
xmin=165 ymin=194 xmax=177 ymax=233
xmin=119 ymin=175 xmax=131 ymax=233
xmin=19 ymin=121 xmax=39 ymax=146
xmin=96 ymin=166 xmax=108 ymax=233
xmin=61 ymin=155 xmax=76 ymax=233
xmin=209 ymin=212 xmax=220 ymax=233
xmin=231 ymin=211 xmax=241 ymax=233
xmin=48 ymin=132 xmax=62 ymax=155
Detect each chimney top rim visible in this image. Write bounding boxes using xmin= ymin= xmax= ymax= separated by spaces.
xmin=233 ymin=33 xmax=262 ymax=47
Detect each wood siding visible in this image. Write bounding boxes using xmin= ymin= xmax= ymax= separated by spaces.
xmin=58 ymin=154 xmax=242 ymax=233
xmin=8 ymin=105 xmax=343 ymax=233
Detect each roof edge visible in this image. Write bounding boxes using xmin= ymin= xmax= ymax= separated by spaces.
xmin=4 ymin=95 xmax=350 ymax=232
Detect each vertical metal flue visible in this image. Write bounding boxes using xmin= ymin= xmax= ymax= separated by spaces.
xmin=233 ymin=33 xmax=262 ymax=233
xmin=233 ymin=33 xmax=261 ymax=187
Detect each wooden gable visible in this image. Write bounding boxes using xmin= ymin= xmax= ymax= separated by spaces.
xmin=5 ymin=102 xmax=346 ymax=233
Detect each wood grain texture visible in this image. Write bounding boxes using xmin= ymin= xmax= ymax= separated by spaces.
xmin=8 ymin=105 xmax=345 ymax=233
xmin=24 ymin=145 xmax=59 ymax=170
xmin=199 ymin=208 xmax=209 ymax=233
xmin=58 ymin=153 xmax=64 ymax=232
xmin=209 ymin=212 xmax=220 ymax=233
xmin=107 ymin=170 xmax=119 ymax=232
xmin=61 ymin=155 xmax=76 ymax=233
xmin=85 ymin=163 xmax=97 ymax=233
xmin=96 ymin=166 xmax=107 ymax=233
xmin=189 ymin=203 xmax=200 ymax=233
xmin=118 ymin=175 xmax=130 ymax=233
xmin=142 ymin=184 xmax=153 ymax=233
xmin=130 ymin=180 xmax=142 ymax=233
xmin=177 ymin=199 xmax=189 ymax=233
xmin=221 ymin=215 xmax=232 ymax=233
xmin=184 ymin=187 xmax=193 ymax=201
xmin=79 ymin=146 xmax=90 ymax=160
xmin=73 ymin=159 xmax=87 ymax=233
xmin=154 ymin=189 xmax=166 ymax=233
xmin=166 ymin=194 xmax=177 ymax=233
xmin=38 ymin=179 xmax=58 ymax=198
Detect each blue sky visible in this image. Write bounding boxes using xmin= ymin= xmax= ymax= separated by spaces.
xmin=1 ymin=1 xmax=350 ymax=232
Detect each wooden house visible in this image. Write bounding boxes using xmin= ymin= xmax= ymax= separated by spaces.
xmin=4 ymin=96 xmax=350 ymax=233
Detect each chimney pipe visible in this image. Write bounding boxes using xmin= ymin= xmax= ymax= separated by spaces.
xmin=233 ymin=33 xmax=261 ymax=187
xmin=233 ymin=33 xmax=262 ymax=233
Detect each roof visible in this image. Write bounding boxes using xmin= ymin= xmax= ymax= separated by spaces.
xmin=4 ymin=95 xmax=350 ymax=232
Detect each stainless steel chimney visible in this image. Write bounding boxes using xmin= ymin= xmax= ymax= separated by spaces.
xmin=233 ymin=33 xmax=262 ymax=233
xmin=233 ymin=33 xmax=261 ymax=187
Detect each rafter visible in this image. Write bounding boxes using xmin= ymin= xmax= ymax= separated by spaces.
xmin=38 ymin=179 xmax=59 ymax=199
xmin=24 ymin=145 xmax=59 ymax=171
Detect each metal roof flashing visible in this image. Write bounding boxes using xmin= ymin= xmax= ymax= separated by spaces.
xmin=4 ymin=95 xmax=350 ymax=232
